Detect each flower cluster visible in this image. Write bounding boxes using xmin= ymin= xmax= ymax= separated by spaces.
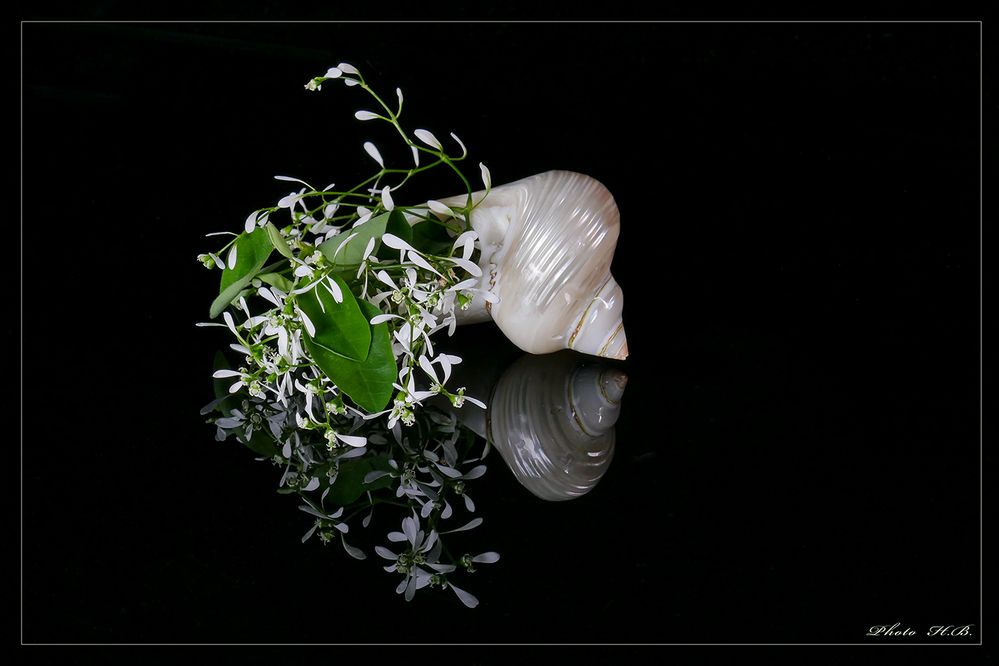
xmin=204 ymin=377 xmax=497 ymax=607
xmin=199 ymin=63 xmax=495 ymax=427
xmin=199 ymin=63 xmax=501 ymax=606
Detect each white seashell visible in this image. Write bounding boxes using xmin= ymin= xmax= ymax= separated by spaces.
xmin=441 ymin=170 xmax=628 ymax=360
xmin=452 ymin=351 xmax=626 ymax=502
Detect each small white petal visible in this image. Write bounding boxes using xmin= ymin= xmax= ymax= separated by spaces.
xmin=244 ymin=211 xmax=258 ymax=233
xmin=212 ymin=369 xmax=242 ymax=378
xmin=274 ymin=175 xmax=312 ymax=186
xmin=452 ymin=230 xmax=477 ymax=252
xmin=436 ymin=464 xmax=463 ymax=479
xmin=335 ymin=432 xmax=367 ymax=448
xmin=375 ymin=270 xmax=398 ymax=290
xmin=463 ymin=395 xmax=487 ymax=409
xmin=471 ymin=552 xmax=500 ymax=564
xmin=228 ymin=380 xmax=243 ymax=394
xmin=426 ymin=200 xmax=454 ymax=217
xmin=294 ymin=265 xmax=313 ymax=278
xmin=337 ymin=62 xmax=359 ymax=75
xmin=435 ymin=357 xmax=453 ymax=384
xmin=447 ymin=278 xmax=479 ymax=292
xmin=222 ymin=312 xmax=238 ymax=336
xmin=414 ymin=129 xmax=442 ymax=150
xmin=369 ymin=313 xmax=400 ymax=325
xmin=354 ymin=110 xmax=379 ymax=121
xmin=418 ymin=355 xmax=439 ymax=384
xmin=411 ymin=145 xmax=420 ymax=166
xmin=330 ymin=232 xmax=359 ymax=261
xmin=374 ymin=546 xmax=397 ymax=561
xmin=326 ymin=276 xmax=344 ymax=303
xmin=381 ymin=233 xmax=417 ymax=253
xmin=226 ymin=245 xmax=238 ymax=269
xmin=479 ymin=162 xmax=491 ymax=189
xmin=443 ymin=517 xmax=483 ymax=534
xmin=474 ymin=289 xmax=500 ymax=304
xmin=448 ymin=257 xmax=482 ymax=277
xmin=303 ymin=477 xmax=320 ymax=492
xmin=396 ymin=87 xmax=404 ymax=108
xmin=407 ymin=251 xmax=442 ymax=277
xmin=258 ymin=287 xmax=281 ymax=307
xmin=381 ymin=186 xmax=394 ymax=211
xmin=277 ymin=327 xmax=289 ymax=358
xmin=341 ymin=535 xmax=366 ymax=560
xmin=210 ymin=253 xmax=225 ymax=269
xmin=448 ymin=582 xmax=479 ymax=609
xmin=325 ymin=67 xmax=343 ymax=78
xmin=360 ymin=237 xmax=376 ymax=263
xmin=462 ymin=465 xmax=487 ymax=480
xmin=449 ymin=132 xmax=467 ymax=157
xmin=344 ymin=78 xmax=359 ymax=87
xmin=363 ymin=141 xmax=384 ymax=167
xmin=298 ymin=309 xmax=316 ymax=337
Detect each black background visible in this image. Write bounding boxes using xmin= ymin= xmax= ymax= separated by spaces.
xmin=22 ymin=22 xmax=980 ymax=645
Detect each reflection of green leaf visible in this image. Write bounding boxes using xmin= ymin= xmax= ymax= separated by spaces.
xmin=296 ymin=274 xmax=372 ymax=362
xmin=265 ymin=222 xmax=295 ymax=259
xmin=328 ymin=454 xmax=394 ymax=505
xmin=243 ymin=429 xmax=279 ymax=457
xmin=211 ymin=228 xmax=274 ymax=318
xmin=304 ymin=300 xmax=395 ymax=412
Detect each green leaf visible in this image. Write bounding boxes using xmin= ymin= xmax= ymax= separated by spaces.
xmin=318 ymin=212 xmax=390 ymax=269
xmin=296 ymin=274 xmax=372 ymax=362
xmin=257 ymin=272 xmax=294 ymax=293
xmin=265 ymin=222 xmax=295 ymax=259
xmin=328 ymin=455 xmax=394 ymax=505
xmin=304 ymin=300 xmax=395 ymax=412
xmin=210 ymin=228 xmax=274 ymax=318
xmin=410 ymin=219 xmax=454 ymax=255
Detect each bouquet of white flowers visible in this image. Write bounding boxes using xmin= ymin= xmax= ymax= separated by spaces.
xmin=200 ymin=64 xmax=498 ymax=607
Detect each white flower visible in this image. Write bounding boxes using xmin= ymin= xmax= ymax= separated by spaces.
xmin=355 ymin=110 xmax=380 ymax=121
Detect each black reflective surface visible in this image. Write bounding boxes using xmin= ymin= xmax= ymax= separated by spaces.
xmin=22 ymin=22 xmax=980 ymax=644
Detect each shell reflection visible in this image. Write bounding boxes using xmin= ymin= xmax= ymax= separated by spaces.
xmin=482 ymin=351 xmax=626 ymax=502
